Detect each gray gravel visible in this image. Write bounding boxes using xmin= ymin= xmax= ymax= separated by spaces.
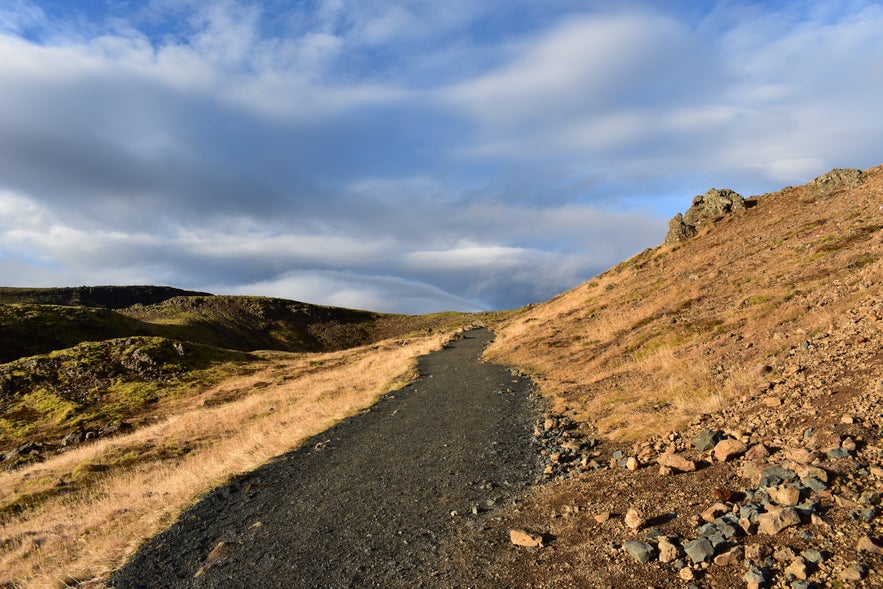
xmin=109 ymin=328 xmax=542 ymax=588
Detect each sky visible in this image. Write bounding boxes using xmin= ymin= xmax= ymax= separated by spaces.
xmin=1 ymin=1 xmax=882 ymax=314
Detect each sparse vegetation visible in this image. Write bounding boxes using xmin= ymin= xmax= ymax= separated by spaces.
xmin=0 ymin=331 xmax=456 ymax=587
xmin=2 ymin=165 xmax=882 ymax=587
xmin=486 ymin=164 xmax=883 ymax=440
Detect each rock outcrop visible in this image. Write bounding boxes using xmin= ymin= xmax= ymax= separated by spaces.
xmin=805 ymin=168 xmax=864 ymax=199
xmin=664 ymin=188 xmax=746 ymax=244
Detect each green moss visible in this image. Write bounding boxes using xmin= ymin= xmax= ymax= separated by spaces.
xmin=20 ymin=389 xmax=80 ymax=424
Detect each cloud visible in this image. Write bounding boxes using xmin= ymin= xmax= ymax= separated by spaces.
xmin=221 ymin=270 xmax=482 ymax=314
xmin=1 ymin=1 xmax=882 ymax=313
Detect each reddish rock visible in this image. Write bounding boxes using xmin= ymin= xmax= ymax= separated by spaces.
xmin=714 ymin=439 xmax=748 ymax=462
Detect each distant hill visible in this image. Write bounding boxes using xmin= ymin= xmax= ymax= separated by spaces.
xmin=0 ymin=285 xmax=212 ymax=309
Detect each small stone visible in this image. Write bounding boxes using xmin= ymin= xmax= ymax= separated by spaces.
xmin=773 ymin=546 xmax=797 ymax=562
xmin=593 ymin=511 xmax=611 ymax=523
xmin=784 ymin=559 xmax=808 ymax=580
xmin=758 ymin=507 xmax=801 ymax=535
xmin=768 ymin=486 xmax=801 ymax=506
xmin=841 ymin=437 xmax=857 ymax=452
xmin=827 ymin=447 xmax=851 ymax=459
xmin=713 ymin=439 xmax=748 ymax=462
xmin=624 ymin=508 xmax=646 ymax=530
xmin=745 ymin=443 xmax=771 ymax=461
xmin=693 ymin=429 xmax=721 ymax=451
xmin=743 ymin=566 xmax=767 ymax=585
xmin=623 ymin=540 xmax=655 ymax=564
xmin=509 ymin=529 xmax=543 ymax=547
xmin=802 ymin=549 xmax=823 ymax=564
xmin=701 ymin=502 xmax=730 ymax=523
xmin=657 ymin=452 xmax=697 ymax=473
xmin=657 ymin=538 xmax=682 ymax=563
xmin=713 ymin=545 xmax=742 ymax=566
xmin=764 ymin=396 xmax=782 ymax=407
xmin=678 ymin=566 xmax=695 ymax=581
xmin=839 ymin=562 xmax=867 ymax=581
xmin=797 ymin=465 xmax=828 ymax=483
xmin=856 ymin=535 xmax=883 ymax=554
xmin=840 ymin=415 xmax=855 ymax=424
xmin=784 ymin=448 xmax=818 ymax=464
xmin=684 ymin=538 xmax=715 ymax=564
xmin=745 ymin=544 xmax=771 ymax=561
xmin=626 ymin=456 xmax=639 ymax=471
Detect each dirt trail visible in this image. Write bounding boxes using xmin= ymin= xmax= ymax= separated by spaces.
xmin=109 ymin=329 xmax=542 ymax=588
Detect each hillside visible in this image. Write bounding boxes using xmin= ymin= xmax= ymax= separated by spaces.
xmin=0 ymin=286 xmax=211 ymax=308
xmin=1 ymin=165 xmax=881 ymax=588
xmin=0 ymin=293 xmax=479 ymax=460
xmin=484 ymin=165 xmax=883 ymax=587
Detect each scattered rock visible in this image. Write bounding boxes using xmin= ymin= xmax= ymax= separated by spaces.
xmin=692 ymin=430 xmax=722 ymax=452
xmin=657 ymin=452 xmax=696 ymax=473
xmin=758 ymin=507 xmax=801 ymax=536
xmin=593 ymin=512 xmax=611 ymax=524
xmin=713 ymin=439 xmax=747 ymax=462
xmin=683 ymin=538 xmax=714 ymax=564
xmin=856 ymin=535 xmax=883 ymax=554
xmin=767 ymin=485 xmax=801 ymax=506
xmin=839 ymin=562 xmax=867 ymax=581
xmin=713 ymin=545 xmax=742 ymax=566
xmin=700 ymin=502 xmax=729 ymax=523
xmin=784 ymin=559 xmax=808 ymax=580
xmin=624 ymin=508 xmax=646 ymax=530
xmin=657 ymin=537 xmax=682 ymax=563
xmin=622 ymin=541 xmax=655 ymax=564
xmin=509 ymin=529 xmax=544 ymax=548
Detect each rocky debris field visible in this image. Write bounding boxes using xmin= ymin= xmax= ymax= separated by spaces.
xmin=488 ymin=290 xmax=883 ymax=588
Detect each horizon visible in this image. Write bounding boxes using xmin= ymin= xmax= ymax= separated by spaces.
xmin=1 ymin=1 xmax=882 ymax=313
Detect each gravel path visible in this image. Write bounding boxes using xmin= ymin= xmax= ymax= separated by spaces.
xmin=109 ymin=329 xmax=542 ymax=588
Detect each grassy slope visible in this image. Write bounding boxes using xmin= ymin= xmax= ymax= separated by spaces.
xmin=487 ymin=165 xmax=883 ymax=440
xmin=0 ymin=293 xmax=485 ymax=454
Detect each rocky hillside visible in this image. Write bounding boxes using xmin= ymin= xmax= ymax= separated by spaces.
xmin=485 ymin=165 xmax=883 ymax=587
xmin=0 ymin=286 xmax=211 ymax=308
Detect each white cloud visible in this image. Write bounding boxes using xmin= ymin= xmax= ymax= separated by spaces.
xmin=0 ymin=0 xmax=44 ymax=34
xmin=2 ymin=1 xmax=883 ymax=313
xmin=221 ymin=270 xmax=483 ymax=314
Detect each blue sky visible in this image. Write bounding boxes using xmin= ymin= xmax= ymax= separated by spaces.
xmin=1 ymin=1 xmax=882 ymax=313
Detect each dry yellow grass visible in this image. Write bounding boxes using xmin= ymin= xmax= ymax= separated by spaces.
xmin=487 ymin=165 xmax=883 ymax=440
xmin=0 ymin=331 xmax=454 ymax=588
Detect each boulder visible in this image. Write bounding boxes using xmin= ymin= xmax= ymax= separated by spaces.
xmin=806 ymin=168 xmax=864 ymax=199
xmin=664 ymin=189 xmax=746 ymax=244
